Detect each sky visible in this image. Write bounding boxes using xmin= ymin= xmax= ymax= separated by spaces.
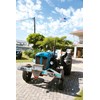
xmin=16 ymin=0 xmax=83 ymax=43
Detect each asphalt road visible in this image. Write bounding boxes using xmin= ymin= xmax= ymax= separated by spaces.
xmin=16 ymin=58 xmax=83 ymax=100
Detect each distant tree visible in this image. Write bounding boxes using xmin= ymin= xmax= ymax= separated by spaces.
xmin=40 ymin=37 xmax=55 ymax=50
xmin=65 ymin=40 xmax=73 ymax=45
xmin=26 ymin=33 xmax=45 ymax=49
xmin=55 ymin=36 xmax=73 ymax=50
xmin=26 ymin=33 xmax=73 ymax=51
xmin=40 ymin=36 xmax=73 ymax=51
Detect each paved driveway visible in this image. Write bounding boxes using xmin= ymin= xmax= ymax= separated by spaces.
xmin=16 ymin=58 xmax=83 ymax=100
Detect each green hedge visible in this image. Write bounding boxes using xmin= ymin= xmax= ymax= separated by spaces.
xmin=24 ymin=49 xmax=42 ymax=58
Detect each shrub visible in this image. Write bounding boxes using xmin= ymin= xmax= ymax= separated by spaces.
xmin=32 ymin=49 xmax=42 ymax=58
xmin=30 ymin=53 xmax=35 ymax=58
xmin=24 ymin=50 xmax=34 ymax=58
xmin=24 ymin=49 xmax=42 ymax=58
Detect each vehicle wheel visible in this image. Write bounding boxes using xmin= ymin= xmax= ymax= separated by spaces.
xmin=64 ymin=64 xmax=71 ymax=76
xmin=22 ymin=64 xmax=32 ymax=83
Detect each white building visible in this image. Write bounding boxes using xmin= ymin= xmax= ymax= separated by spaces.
xmin=16 ymin=40 xmax=33 ymax=51
xmin=70 ymin=30 xmax=83 ymax=58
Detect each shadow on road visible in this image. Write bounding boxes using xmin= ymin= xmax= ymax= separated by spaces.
xmin=16 ymin=57 xmax=28 ymax=60
xmin=72 ymin=59 xmax=83 ymax=64
xmin=28 ymin=71 xmax=83 ymax=97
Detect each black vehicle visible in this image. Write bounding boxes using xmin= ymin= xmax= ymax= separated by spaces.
xmin=16 ymin=48 xmax=22 ymax=59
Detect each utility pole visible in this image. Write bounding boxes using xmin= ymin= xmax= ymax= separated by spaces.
xmin=53 ymin=39 xmax=56 ymax=55
xmin=33 ymin=17 xmax=36 ymax=33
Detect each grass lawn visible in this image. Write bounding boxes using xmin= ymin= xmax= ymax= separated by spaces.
xmin=75 ymin=90 xmax=83 ymax=100
xmin=16 ymin=53 xmax=33 ymax=63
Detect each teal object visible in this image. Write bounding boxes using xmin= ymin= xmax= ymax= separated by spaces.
xmin=41 ymin=69 xmax=61 ymax=78
xmin=42 ymin=70 xmax=48 ymax=75
xmin=54 ymin=73 xmax=61 ymax=78
xmin=48 ymin=68 xmax=61 ymax=78
xmin=36 ymin=51 xmax=54 ymax=58
xmin=36 ymin=51 xmax=54 ymax=69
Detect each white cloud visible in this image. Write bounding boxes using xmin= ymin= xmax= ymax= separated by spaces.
xmin=34 ymin=0 xmax=42 ymax=10
xmin=18 ymin=7 xmax=83 ymax=40
xmin=70 ymin=8 xmax=83 ymax=27
xmin=36 ymin=23 xmax=49 ymax=36
xmin=21 ymin=21 xmax=33 ymax=28
xmin=52 ymin=11 xmax=57 ymax=14
xmin=44 ymin=0 xmax=55 ymax=7
xmin=18 ymin=4 xmax=27 ymax=12
xmin=16 ymin=0 xmax=45 ymax=34
xmin=37 ymin=15 xmax=44 ymax=19
xmin=44 ymin=7 xmax=83 ymax=39
xmin=16 ymin=0 xmax=83 ymax=42
xmin=55 ymin=7 xmax=74 ymax=17
xmin=61 ymin=0 xmax=65 ymax=2
xmin=57 ymin=0 xmax=72 ymax=3
xmin=48 ymin=20 xmax=61 ymax=31
xmin=54 ymin=7 xmax=83 ymax=30
xmin=47 ymin=17 xmax=54 ymax=22
xmin=16 ymin=0 xmax=42 ymax=20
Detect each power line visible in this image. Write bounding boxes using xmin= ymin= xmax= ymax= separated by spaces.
xmin=16 ymin=17 xmax=33 ymax=21
xmin=16 ymin=17 xmax=36 ymax=33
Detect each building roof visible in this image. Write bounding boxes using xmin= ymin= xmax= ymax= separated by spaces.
xmin=70 ymin=30 xmax=83 ymax=37
xmin=16 ymin=40 xmax=27 ymax=43
xmin=74 ymin=43 xmax=83 ymax=47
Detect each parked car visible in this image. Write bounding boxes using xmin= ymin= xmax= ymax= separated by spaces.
xmin=16 ymin=48 xmax=22 ymax=59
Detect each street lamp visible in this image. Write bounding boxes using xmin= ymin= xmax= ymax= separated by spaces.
xmin=17 ymin=17 xmax=36 ymax=33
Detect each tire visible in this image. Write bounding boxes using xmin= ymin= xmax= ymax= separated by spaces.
xmin=22 ymin=71 xmax=32 ymax=83
xmin=64 ymin=64 xmax=71 ymax=76
xmin=22 ymin=64 xmax=32 ymax=83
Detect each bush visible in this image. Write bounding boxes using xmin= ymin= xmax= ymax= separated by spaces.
xmin=24 ymin=49 xmax=42 ymax=58
xmin=24 ymin=50 xmax=34 ymax=58
xmin=32 ymin=49 xmax=42 ymax=58
xmin=30 ymin=53 xmax=35 ymax=58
